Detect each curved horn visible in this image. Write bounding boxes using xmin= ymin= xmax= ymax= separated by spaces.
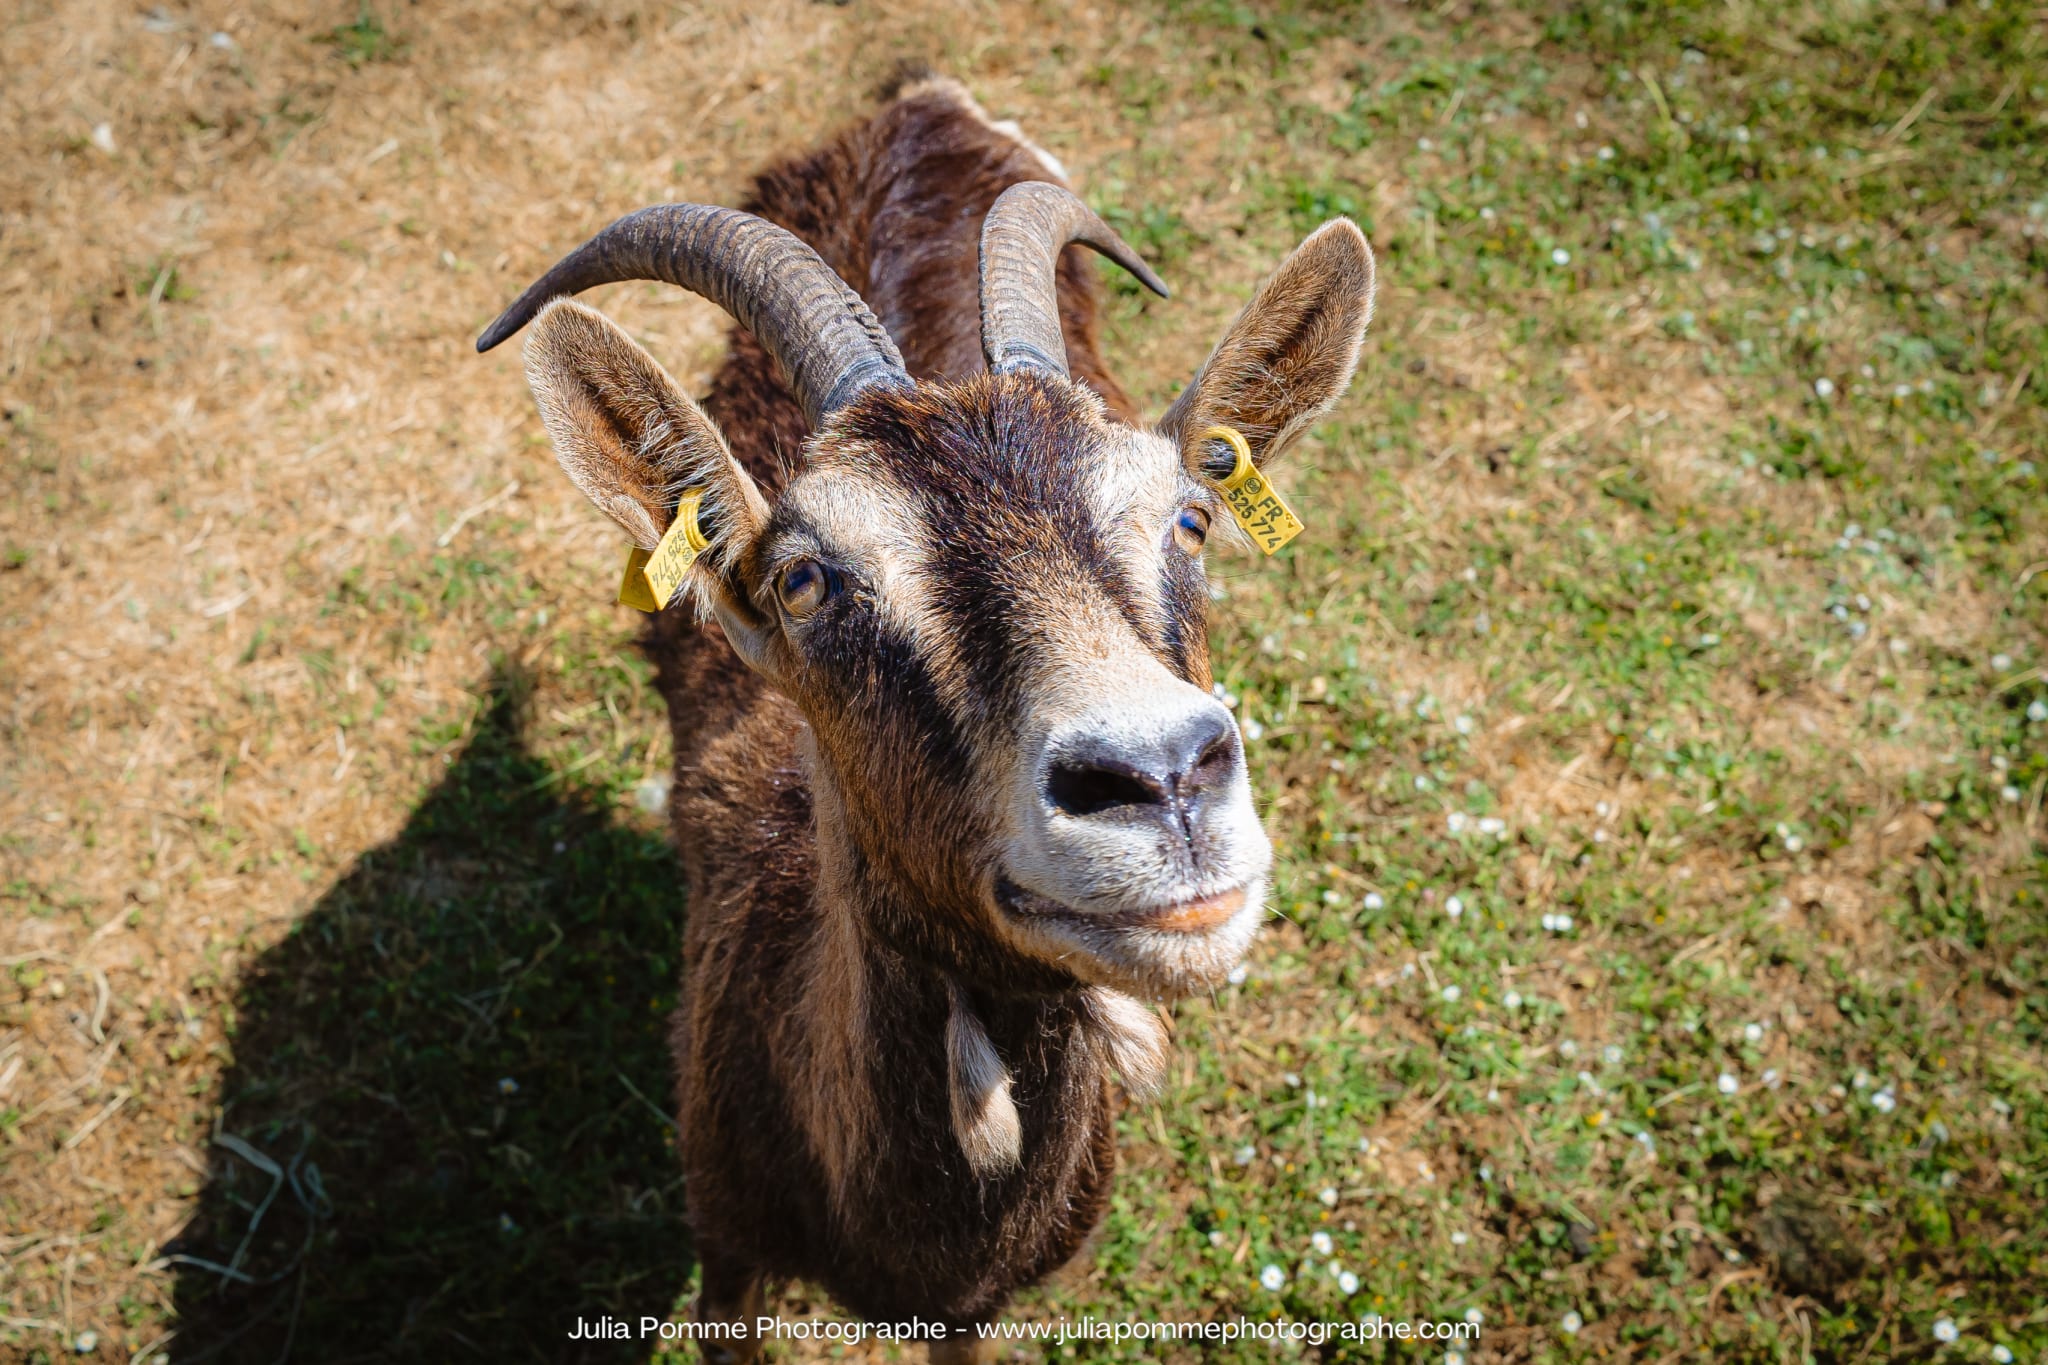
xmin=978 ymin=181 xmax=1169 ymax=378
xmin=476 ymin=204 xmax=907 ymax=426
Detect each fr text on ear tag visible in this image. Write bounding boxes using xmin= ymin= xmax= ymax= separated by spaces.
xmin=618 ymin=490 xmax=709 ymax=612
xmin=1197 ymin=425 xmax=1304 ymax=556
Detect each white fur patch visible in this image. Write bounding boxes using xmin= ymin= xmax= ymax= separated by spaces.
xmin=1081 ymin=987 xmax=1170 ymax=1098
xmin=946 ymin=981 xmax=1021 ymax=1176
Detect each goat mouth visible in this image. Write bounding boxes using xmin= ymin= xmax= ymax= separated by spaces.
xmin=995 ymin=878 xmax=1248 ymax=934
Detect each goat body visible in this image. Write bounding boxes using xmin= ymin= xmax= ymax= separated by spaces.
xmin=651 ymin=80 xmax=1130 ymax=1331
xmin=489 ymin=67 xmax=1373 ymax=1355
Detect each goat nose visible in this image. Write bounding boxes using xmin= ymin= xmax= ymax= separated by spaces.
xmin=1043 ymin=709 xmax=1241 ymax=834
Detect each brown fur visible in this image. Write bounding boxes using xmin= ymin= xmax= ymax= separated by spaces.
xmin=652 ymin=81 xmax=1137 ymax=1337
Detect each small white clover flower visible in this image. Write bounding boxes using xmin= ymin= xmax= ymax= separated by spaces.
xmin=1813 ymin=377 xmax=1836 ymax=399
xmin=1559 ymin=1039 xmax=1579 ymax=1058
xmin=1209 ymin=1229 xmax=1226 ymax=1247
xmin=1718 ymin=1072 xmax=1740 ymax=1095
xmin=1322 ymin=889 xmax=1344 ymax=906
xmin=1446 ymin=894 xmax=1465 ymax=918
xmin=1503 ymin=990 xmax=1523 ymax=1010
xmin=1478 ymin=817 xmax=1506 ymax=837
xmin=2027 ymin=700 xmax=2047 ymax=723
xmin=1311 ymin=1231 xmax=1335 ymax=1256
xmin=1603 ymin=1045 xmax=1623 ymax=1065
xmin=1551 ymin=247 xmax=1572 ymax=266
xmin=1319 ymin=1186 xmax=1340 ymax=1208
xmin=634 ymin=775 xmax=672 ymax=813
xmin=1443 ymin=985 xmax=1462 ymax=1002
xmin=1338 ymin=1269 xmax=1360 ymax=1294
xmin=1992 ymin=652 xmax=2014 ymax=671
xmin=1455 ymin=713 xmax=1476 ymax=735
xmin=1992 ymin=1345 xmax=2014 ymax=1363
xmin=1284 ymin=1072 xmax=1302 ymax=1088
xmin=1465 ymin=1308 xmax=1484 ymax=1325
xmin=1364 ymin=892 xmax=1385 ymax=911
xmin=1260 ymin=1263 xmax=1286 ymax=1291
xmin=1448 ymin=812 xmax=1470 ymax=835
xmin=72 ymin=1333 xmax=98 ymax=1355
xmin=2001 ymin=785 xmax=2021 ymax=803
xmin=1560 ymin=1310 xmax=1584 ymax=1334
xmin=1234 ymin=1144 xmax=1257 ymax=1166
xmin=1743 ymin=1023 xmax=1764 ymax=1044
xmin=1853 ymin=1070 xmax=1871 ymax=1089
xmin=1932 ymin=1318 xmax=1958 ymax=1343
xmin=1450 ymin=1230 xmax=1469 ymax=1245
xmin=1597 ymin=145 xmax=1614 ymax=161
xmin=1870 ymin=1089 xmax=1897 ymax=1114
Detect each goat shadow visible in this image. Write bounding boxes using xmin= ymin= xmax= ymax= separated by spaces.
xmin=170 ymin=672 xmax=694 ymax=1363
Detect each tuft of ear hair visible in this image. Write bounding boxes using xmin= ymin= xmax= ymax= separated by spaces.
xmin=1080 ymin=987 xmax=1170 ymax=1100
xmin=522 ymin=299 xmax=768 ymax=618
xmin=945 ymin=980 xmax=1022 ymax=1177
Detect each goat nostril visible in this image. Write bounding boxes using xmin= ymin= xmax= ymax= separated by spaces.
xmin=1042 ymin=711 xmax=1240 ymax=823
xmin=1045 ymin=760 xmax=1165 ymax=818
xmin=1184 ymin=727 xmax=1238 ymax=793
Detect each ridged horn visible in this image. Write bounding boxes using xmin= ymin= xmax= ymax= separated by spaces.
xmin=476 ymin=204 xmax=908 ymax=426
xmin=978 ymin=181 xmax=1169 ymax=377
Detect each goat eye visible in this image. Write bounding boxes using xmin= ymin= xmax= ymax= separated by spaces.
xmin=1171 ymin=505 xmax=1211 ymax=555
xmin=776 ymin=559 xmax=835 ymax=618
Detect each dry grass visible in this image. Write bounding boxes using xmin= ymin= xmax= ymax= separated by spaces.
xmin=0 ymin=2 xmax=1301 ymax=1354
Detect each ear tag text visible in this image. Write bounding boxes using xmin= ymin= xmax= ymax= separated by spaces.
xmin=618 ymin=490 xmax=709 ymax=613
xmin=1198 ymin=425 xmax=1304 ymax=555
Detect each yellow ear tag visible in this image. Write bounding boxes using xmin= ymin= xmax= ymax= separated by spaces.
xmin=617 ymin=490 xmax=709 ymax=613
xmin=1197 ymin=425 xmax=1304 ymax=555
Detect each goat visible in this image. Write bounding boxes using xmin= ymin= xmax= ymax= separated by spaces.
xmin=477 ymin=76 xmax=1375 ymax=1362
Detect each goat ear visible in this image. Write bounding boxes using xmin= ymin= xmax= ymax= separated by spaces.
xmin=1159 ymin=219 xmax=1375 ymax=471
xmin=523 ymin=300 xmax=774 ymax=635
